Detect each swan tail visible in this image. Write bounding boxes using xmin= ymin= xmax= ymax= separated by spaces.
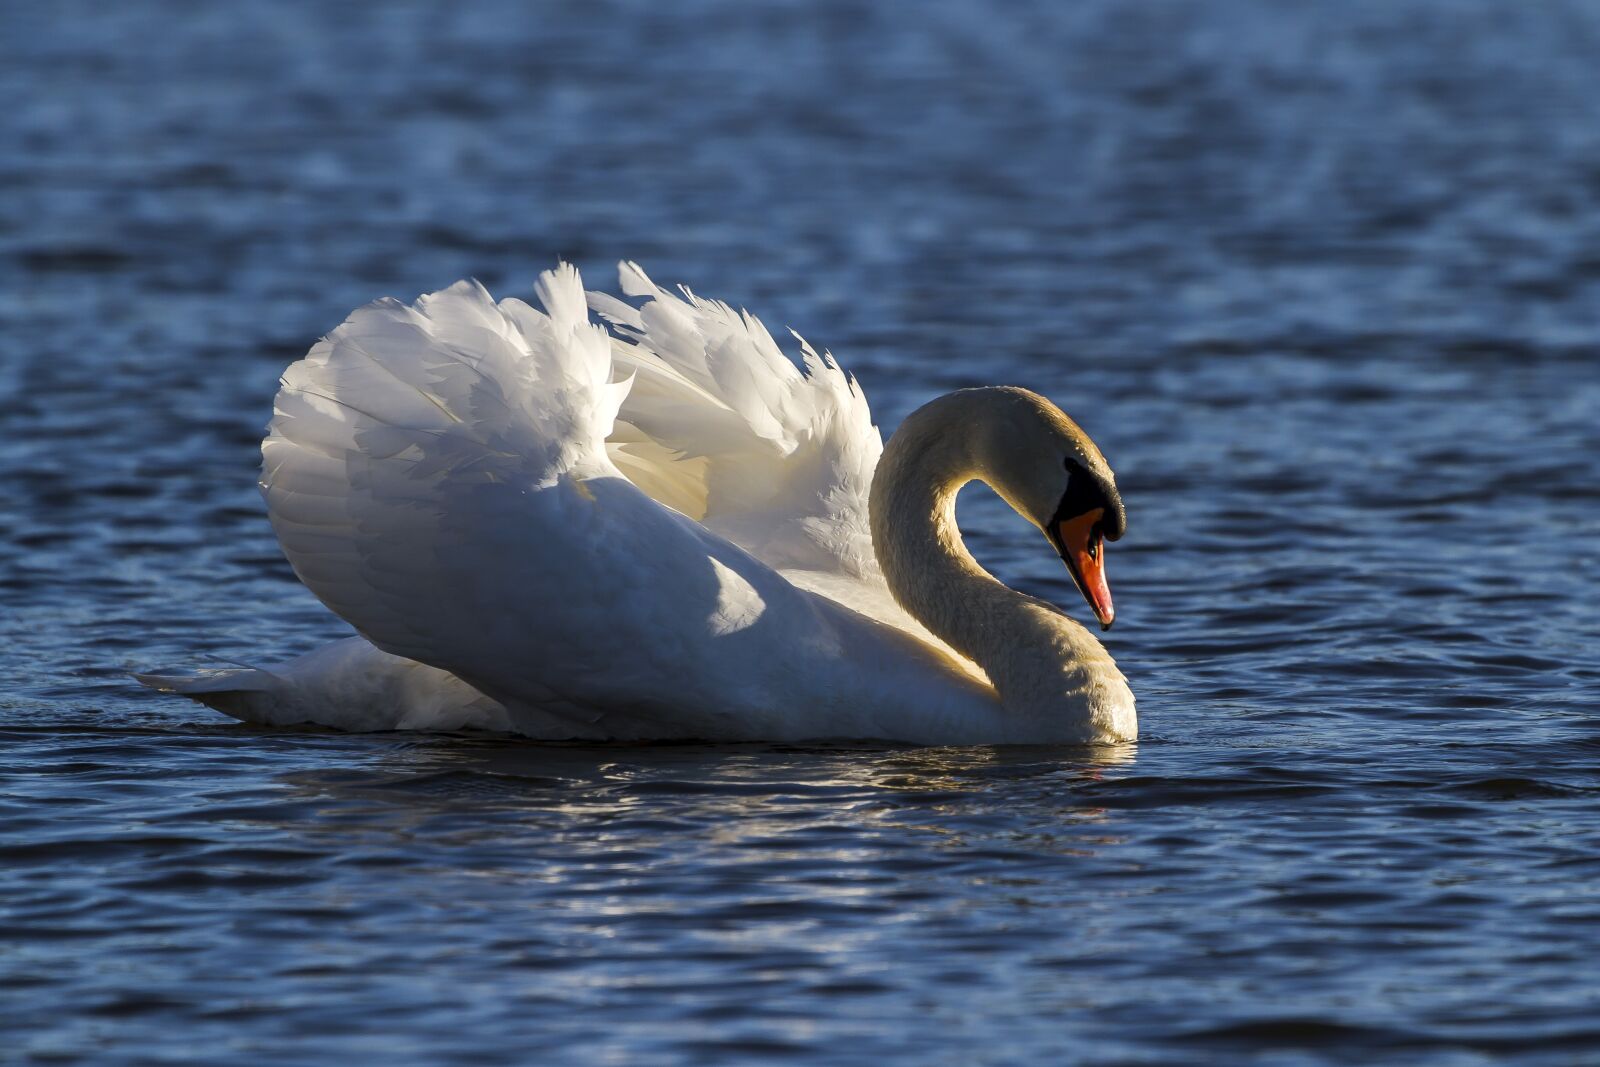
xmin=134 ymin=639 xmax=531 ymax=733
xmin=134 ymin=667 xmax=282 ymax=722
xmin=589 ymin=262 xmax=883 ymax=577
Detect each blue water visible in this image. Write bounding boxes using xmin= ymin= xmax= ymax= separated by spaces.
xmin=4 ymin=1 xmax=1600 ymax=1063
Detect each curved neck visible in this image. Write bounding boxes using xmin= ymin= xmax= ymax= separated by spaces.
xmin=868 ymin=390 xmax=1134 ymax=741
xmin=869 ymin=395 xmax=1009 ymax=649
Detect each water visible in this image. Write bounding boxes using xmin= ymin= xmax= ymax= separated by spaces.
xmin=3 ymin=1 xmax=1599 ymax=1062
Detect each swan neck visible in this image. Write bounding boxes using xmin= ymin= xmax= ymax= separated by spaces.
xmin=868 ymin=393 xmax=1032 ymax=670
xmin=868 ymin=389 xmax=1134 ymax=742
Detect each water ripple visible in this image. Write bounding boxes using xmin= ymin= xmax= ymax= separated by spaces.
xmin=5 ymin=0 xmax=1600 ymax=1063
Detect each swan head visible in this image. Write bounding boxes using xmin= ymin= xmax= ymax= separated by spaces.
xmin=974 ymin=388 xmax=1126 ymax=631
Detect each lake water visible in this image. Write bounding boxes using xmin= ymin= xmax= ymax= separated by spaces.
xmin=3 ymin=1 xmax=1599 ymax=1063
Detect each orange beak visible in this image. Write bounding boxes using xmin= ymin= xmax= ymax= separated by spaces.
xmin=1053 ymin=508 xmax=1114 ymax=630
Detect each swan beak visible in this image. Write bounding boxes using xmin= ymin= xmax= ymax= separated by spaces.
xmin=1053 ymin=509 xmax=1115 ymax=631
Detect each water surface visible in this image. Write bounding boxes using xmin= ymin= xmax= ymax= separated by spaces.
xmin=3 ymin=1 xmax=1599 ymax=1063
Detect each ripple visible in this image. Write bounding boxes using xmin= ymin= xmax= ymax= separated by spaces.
xmin=5 ymin=0 xmax=1600 ymax=1063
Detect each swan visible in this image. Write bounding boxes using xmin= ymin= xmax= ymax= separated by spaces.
xmin=139 ymin=263 xmax=1135 ymax=744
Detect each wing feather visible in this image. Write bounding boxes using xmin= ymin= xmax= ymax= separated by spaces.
xmin=262 ymin=269 xmax=623 ymax=660
xmin=593 ymin=262 xmax=883 ymax=577
xmin=258 ymin=263 xmax=912 ymax=730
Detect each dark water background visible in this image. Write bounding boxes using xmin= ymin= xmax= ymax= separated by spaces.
xmin=4 ymin=1 xmax=1599 ymax=1063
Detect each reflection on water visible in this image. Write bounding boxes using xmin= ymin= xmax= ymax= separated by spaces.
xmin=9 ymin=720 xmax=1600 ymax=1062
xmin=4 ymin=0 xmax=1600 ymax=1063
xmin=271 ymin=740 xmax=1138 ymax=869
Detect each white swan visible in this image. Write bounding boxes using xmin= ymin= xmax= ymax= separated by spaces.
xmin=139 ymin=263 xmax=1135 ymax=744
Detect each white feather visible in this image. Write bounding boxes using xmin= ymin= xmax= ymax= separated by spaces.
xmin=596 ymin=261 xmax=882 ymax=578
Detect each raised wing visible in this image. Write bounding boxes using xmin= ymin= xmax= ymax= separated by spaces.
xmin=591 ymin=262 xmax=883 ymax=579
xmin=258 ymin=264 xmax=968 ymax=735
xmin=262 ymin=266 xmax=628 ymax=667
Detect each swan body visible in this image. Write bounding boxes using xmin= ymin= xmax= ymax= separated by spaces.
xmin=140 ymin=263 xmax=1135 ymax=743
